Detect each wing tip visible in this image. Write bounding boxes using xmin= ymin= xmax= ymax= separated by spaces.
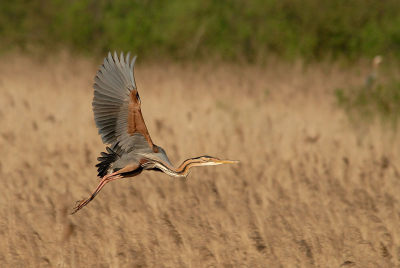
xmin=131 ymin=55 xmax=137 ymax=67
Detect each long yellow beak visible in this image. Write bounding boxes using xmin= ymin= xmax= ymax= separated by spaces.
xmin=217 ymin=159 xmax=239 ymax=164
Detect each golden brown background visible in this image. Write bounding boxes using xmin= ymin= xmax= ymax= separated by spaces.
xmin=0 ymin=53 xmax=399 ymax=267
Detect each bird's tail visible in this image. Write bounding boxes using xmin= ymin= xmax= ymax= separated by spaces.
xmin=95 ymin=142 xmax=123 ymax=177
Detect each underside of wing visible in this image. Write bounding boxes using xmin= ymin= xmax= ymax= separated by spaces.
xmin=92 ymin=52 xmax=156 ymax=153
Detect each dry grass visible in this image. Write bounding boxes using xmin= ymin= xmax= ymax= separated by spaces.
xmin=1 ymin=53 xmax=400 ymax=267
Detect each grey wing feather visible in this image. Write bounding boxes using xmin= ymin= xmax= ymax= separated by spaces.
xmin=155 ymin=146 xmax=173 ymax=167
xmin=137 ymin=145 xmax=173 ymax=167
xmin=92 ymin=51 xmax=141 ymax=150
xmin=120 ymin=133 xmax=152 ymax=153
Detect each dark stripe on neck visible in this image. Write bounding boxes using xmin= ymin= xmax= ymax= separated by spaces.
xmin=154 ymin=157 xmax=199 ymax=175
xmin=176 ymin=158 xmax=200 ymax=174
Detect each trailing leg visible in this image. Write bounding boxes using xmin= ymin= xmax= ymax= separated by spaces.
xmin=71 ymin=172 xmax=123 ymax=214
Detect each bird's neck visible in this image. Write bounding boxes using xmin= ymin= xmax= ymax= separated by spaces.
xmin=153 ymin=158 xmax=199 ymax=178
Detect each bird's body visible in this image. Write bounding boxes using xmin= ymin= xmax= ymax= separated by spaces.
xmin=72 ymin=52 xmax=238 ymax=214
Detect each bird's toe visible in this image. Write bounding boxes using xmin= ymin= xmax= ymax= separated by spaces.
xmin=71 ymin=199 xmax=87 ymax=214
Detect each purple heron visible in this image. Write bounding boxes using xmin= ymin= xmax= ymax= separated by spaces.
xmin=71 ymin=52 xmax=238 ymax=214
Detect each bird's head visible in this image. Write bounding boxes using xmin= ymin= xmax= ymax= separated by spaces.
xmin=193 ymin=155 xmax=239 ymax=166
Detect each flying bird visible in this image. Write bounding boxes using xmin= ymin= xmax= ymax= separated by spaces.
xmin=365 ymin=55 xmax=382 ymax=91
xmin=72 ymin=52 xmax=238 ymax=214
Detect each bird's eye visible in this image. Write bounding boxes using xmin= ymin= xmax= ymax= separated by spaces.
xmin=136 ymin=93 xmax=141 ymax=104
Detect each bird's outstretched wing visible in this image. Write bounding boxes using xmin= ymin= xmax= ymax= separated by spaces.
xmin=92 ymin=52 xmax=156 ymax=153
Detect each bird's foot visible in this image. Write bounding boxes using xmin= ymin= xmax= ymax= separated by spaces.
xmin=71 ymin=198 xmax=91 ymax=214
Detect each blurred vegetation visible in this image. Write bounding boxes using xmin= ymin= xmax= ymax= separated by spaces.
xmin=1 ymin=0 xmax=400 ymax=62
xmin=335 ymin=81 xmax=400 ymax=129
